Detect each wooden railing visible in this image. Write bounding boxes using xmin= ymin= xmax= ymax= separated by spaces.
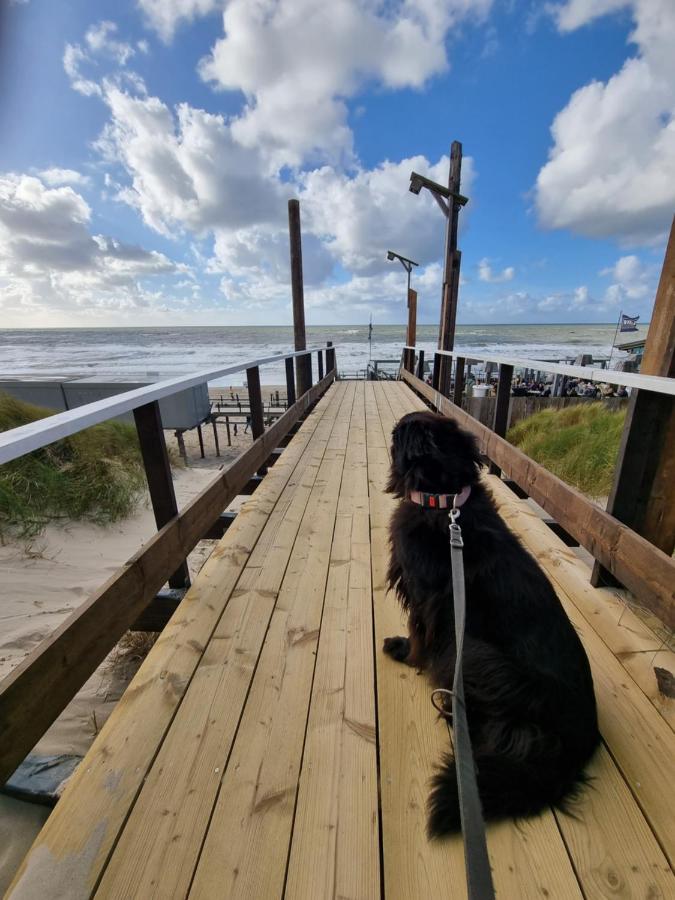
xmin=0 ymin=344 xmax=337 ymax=785
xmin=399 ymin=354 xmax=674 ymax=632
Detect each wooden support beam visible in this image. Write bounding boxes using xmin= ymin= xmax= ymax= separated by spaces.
xmin=133 ymin=402 xmax=190 ymax=590
xmin=211 ymin=418 xmax=220 ymax=457
xmin=489 ymin=363 xmax=513 ymax=476
xmin=0 ymin=372 xmax=335 ymax=786
xmin=288 ymin=199 xmax=312 ymax=397
xmin=318 ymin=350 xmax=324 ymax=380
xmin=416 ymin=349 xmax=425 ymax=380
xmin=453 ymin=355 xmax=465 ymax=406
xmin=401 ymin=370 xmax=675 ymax=629
xmin=246 ymin=365 xmax=266 ymax=476
xmin=326 ymin=341 xmax=335 ymax=374
xmin=197 ymin=424 xmax=205 ymax=459
xmin=285 ymin=356 xmax=296 ymax=407
xmin=432 ymin=352 xmax=441 ymax=390
xmin=241 ymin=475 xmax=263 ymax=495
xmin=592 ymin=217 xmax=675 ymax=587
xmin=406 ymin=288 xmax=417 ymax=348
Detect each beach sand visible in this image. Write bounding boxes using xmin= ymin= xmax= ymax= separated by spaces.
xmin=0 ymin=411 xmax=262 ymax=892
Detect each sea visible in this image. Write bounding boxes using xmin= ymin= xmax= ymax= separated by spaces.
xmin=0 ymin=324 xmax=634 ymax=387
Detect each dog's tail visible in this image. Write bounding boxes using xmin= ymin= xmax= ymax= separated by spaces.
xmin=427 ymin=745 xmax=589 ymax=837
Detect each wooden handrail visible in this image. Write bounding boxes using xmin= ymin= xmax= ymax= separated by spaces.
xmin=401 ymin=369 xmax=675 ymax=629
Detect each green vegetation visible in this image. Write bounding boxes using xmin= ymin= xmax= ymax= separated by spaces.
xmin=507 ymin=402 xmax=626 ymax=499
xmin=0 ymin=393 xmax=146 ymax=537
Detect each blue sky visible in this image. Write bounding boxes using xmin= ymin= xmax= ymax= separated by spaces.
xmin=0 ymin=0 xmax=673 ymax=327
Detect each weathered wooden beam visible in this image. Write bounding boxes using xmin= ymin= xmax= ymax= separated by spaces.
xmin=133 ymin=402 xmax=190 ymax=589
xmin=438 ymin=140 xmax=463 ymax=394
xmin=0 ymin=372 xmax=335 ymax=786
xmin=401 ymin=370 xmax=675 ymax=629
xmin=453 ymin=355 xmax=465 ymax=406
xmin=326 ymin=341 xmax=335 ymax=374
xmin=288 ymin=199 xmax=312 ymax=397
xmin=432 ymin=352 xmax=441 ymax=390
xmin=407 ymin=288 xmax=417 ymax=348
xmin=592 ymin=217 xmax=675 ymax=588
xmin=489 ymin=363 xmax=513 ymax=476
xmin=416 ymin=349 xmax=425 ymax=380
xmin=318 ymin=350 xmax=324 ymax=380
xmin=285 ymin=356 xmax=296 ymax=408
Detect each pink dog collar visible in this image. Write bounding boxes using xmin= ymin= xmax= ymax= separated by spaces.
xmin=408 ymin=484 xmax=471 ymax=510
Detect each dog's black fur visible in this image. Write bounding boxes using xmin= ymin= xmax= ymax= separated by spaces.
xmin=385 ymin=410 xmax=600 ymax=837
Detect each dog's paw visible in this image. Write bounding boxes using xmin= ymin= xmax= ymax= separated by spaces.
xmin=383 ymin=635 xmax=411 ymax=662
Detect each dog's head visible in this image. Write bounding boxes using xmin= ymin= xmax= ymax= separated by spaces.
xmin=386 ymin=411 xmax=482 ymax=498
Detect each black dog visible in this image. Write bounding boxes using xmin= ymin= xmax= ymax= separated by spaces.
xmin=384 ymin=411 xmax=599 ymax=837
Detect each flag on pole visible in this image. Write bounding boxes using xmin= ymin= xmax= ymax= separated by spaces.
xmin=619 ymin=313 xmax=640 ymax=332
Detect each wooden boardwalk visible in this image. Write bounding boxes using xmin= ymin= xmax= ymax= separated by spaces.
xmin=8 ymin=381 xmax=675 ymax=899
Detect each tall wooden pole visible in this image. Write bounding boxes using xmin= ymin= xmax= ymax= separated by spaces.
xmin=288 ymin=199 xmax=311 ymax=396
xmin=592 ymin=217 xmax=675 ymax=586
xmin=438 ymin=141 xmax=463 ymax=395
xmin=406 ymin=288 xmax=417 ymax=348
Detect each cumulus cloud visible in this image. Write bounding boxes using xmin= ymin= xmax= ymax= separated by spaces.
xmin=0 ymin=174 xmax=181 ymax=319
xmin=199 ymin=0 xmax=493 ymax=167
xmin=137 ymin=0 xmax=222 ymax=43
xmin=38 ymin=168 xmax=91 ymax=187
xmin=298 ymin=155 xmax=475 ymax=275
xmin=64 ymin=20 xmax=139 ymax=97
xmin=536 ymin=0 xmax=675 ymax=243
xmin=477 ymin=257 xmax=515 ymax=283
xmin=601 ymin=253 xmax=652 ymax=305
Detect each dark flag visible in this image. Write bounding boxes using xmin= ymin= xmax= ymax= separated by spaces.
xmin=619 ymin=313 xmax=639 ymax=332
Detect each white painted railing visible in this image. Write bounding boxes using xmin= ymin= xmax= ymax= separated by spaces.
xmin=403 ymin=347 xmax=674 ymax=397
xmin=0 ymin=347 xmax=328 ymax=465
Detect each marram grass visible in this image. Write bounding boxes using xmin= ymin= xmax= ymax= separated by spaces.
xmin=507 ymin=402 xmax=626 ymax=499
xmin=0 ymin=393 xmax=146 ymax=537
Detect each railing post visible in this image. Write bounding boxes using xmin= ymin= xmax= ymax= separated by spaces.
xmin=246 ymin=364 xmax=267 ymax=476
xmin=318 ymin=350 xmax=324 ymax=380
xmin=288 ymin=198 xmax=312 ymax=397
xmin=416 ymin=349 xmax=425 ymax=380
xmin=133 ymin=401 xmax=190 ymax=589
xmin=432 ymin=352 xmax=441 ymax=390
xmin=453 ymin=356 xmax=465 ymax=406
xmin=326 ymin=341 xmax=335 ymax=375
xmin=285 ymin=356 xmax=296 ymax=407
xmin=489 ymin=364 xmax=513 ymax=476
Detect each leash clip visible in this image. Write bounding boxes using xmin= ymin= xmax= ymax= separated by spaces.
xmin=449 ymin=504 xmax=463 ymax=547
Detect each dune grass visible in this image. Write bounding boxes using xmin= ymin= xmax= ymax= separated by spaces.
xmin=507 ymin=402 xmax=626 ymax=499
xmin=0 ymin=393 xmax=146 ymax=537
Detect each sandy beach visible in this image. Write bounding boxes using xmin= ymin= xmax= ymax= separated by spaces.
xmin=0 ymin=402 xmax=262 ymax=892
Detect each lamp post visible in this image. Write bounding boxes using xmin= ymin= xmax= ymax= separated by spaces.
xmin=387 ymin=250 xmax=419 ymax=373
xmin=409 ymin=141 xmax=468 ymax=393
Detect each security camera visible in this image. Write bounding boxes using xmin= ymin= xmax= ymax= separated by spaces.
xmin=409 ymin=173 xmax=424 ymax=195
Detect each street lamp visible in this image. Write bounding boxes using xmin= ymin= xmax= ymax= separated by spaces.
xmin=386 ymin=250 xmax=419 ymax=298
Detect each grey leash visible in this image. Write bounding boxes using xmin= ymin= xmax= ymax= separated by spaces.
xmin=431 ymin=504 xmax=496 ymax=900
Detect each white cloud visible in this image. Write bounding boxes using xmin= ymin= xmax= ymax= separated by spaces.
xmin=299 ymin=154 xmax=475 ymax=275
xmin=0 ymin=174 xmax=182 ymax=320
xmin=137 ymin=0 xmax=222 ymax=43
xmin=38 ymin=168 xmax=90 ymax=187
xmin=536 ymin=0 xmax=675 ymax=244
xmin=199 ymin=0 xmax=493 ymax=168
xmin=601 ymin=253 xmax=652 ymax=305
xmin=64 ymin=20 xmax=139 ymax=97
xmin=477 ymin=257 xmax=515 ymax=282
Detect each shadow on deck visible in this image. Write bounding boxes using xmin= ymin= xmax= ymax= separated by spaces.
xmin=7 ymin=382 xmax=674 ymax=899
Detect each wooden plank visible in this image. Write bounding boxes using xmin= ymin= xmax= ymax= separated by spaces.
xmin=453 ymin=355 xmax=465 ymax=406
xmin=493 ymin=477 xmax=675 ymax=866
xmin=187 ymin=385 xmax=356 ymax=900
xmin=0 ymin=372 xmax=335 ymax=789
xmin=5 ymin=383 xmax=347 ymax=900
xmin=487 ymin=476 xmax=675 ymax=730
xmin=554 ymin=745 xmax=675 ymax=899
xmin=93 ymin=385 xmax=355 ymax=900
xmin=380 ymin=384 xmax=593 ymax=899
xmin=401 ymin=370 xmax=675 ymax=629
xmin=285 ymin=383 xmax=379 ymax=900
